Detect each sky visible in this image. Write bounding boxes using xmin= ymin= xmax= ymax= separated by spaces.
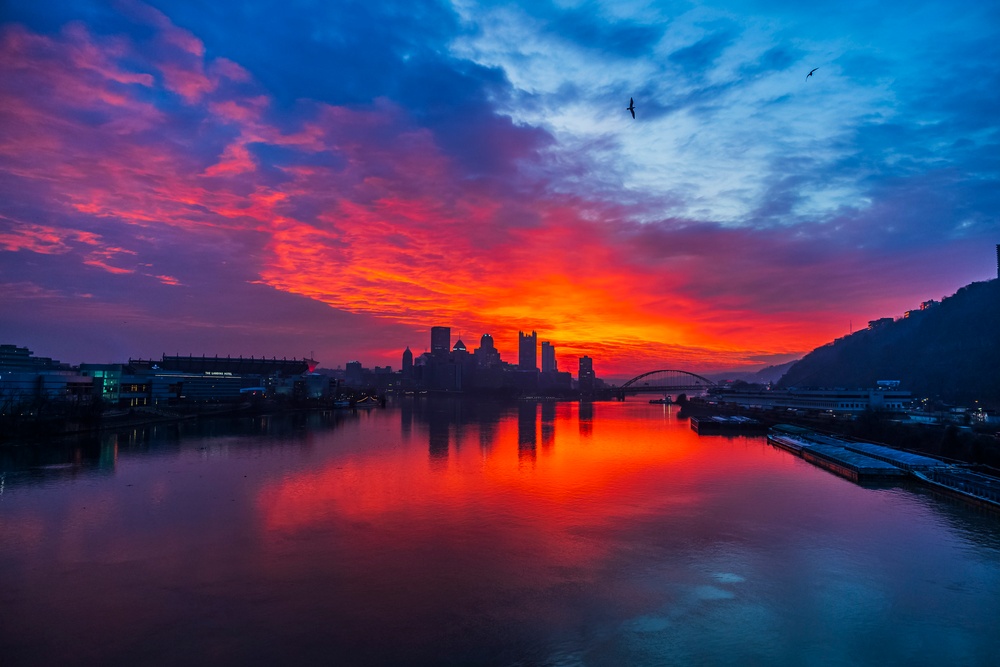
xmin=1 ymin=0 xmax=998 ymax=379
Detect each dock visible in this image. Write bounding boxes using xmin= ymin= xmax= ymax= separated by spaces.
xmin=767 ymin=424 xmax=1000 ymax=512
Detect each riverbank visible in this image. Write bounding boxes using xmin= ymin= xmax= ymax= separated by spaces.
xmin=0 ymin=399 xmax=362 ymax=444
xmin=678 ymin=396 xmax=1000 ymax=468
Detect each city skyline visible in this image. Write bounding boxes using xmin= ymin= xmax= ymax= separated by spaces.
xmin=1 ymin=1 xmax=998 ymax=377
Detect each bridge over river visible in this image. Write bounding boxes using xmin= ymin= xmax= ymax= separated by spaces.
xmin=604 ymin=369 xmax=717 ymax=400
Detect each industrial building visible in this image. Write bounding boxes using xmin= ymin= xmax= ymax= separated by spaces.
xmin=710 ymin=386 xmax=911 ymax=414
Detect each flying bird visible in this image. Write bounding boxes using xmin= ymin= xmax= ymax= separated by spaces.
xmin=806 ymin=67 xmax=818 ymax=80
xmin=627 ymin=97 xmax=635 ymax=119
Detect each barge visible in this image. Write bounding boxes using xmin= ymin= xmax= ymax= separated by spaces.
xmin=767 ymin=425 xmax=1000 ymax=512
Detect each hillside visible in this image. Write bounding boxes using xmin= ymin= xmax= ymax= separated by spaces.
xmin=712 ymin=360 xmax=799 ymax=385
xmin=778 ymin=279 xmax=1000 ymax=407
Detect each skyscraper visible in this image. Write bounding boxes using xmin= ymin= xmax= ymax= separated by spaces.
xmin=474 ymin=333 xmax=501 ymax=368
xmin=578 ymin=355 xmax=595 ymax=394
xmin=431 ymin=326 xmax=450 ymax=357
xmin=401 ymin=346 xmax=413 ymax=378
xmin=541 ymin=341 xmax=556 ymax=373
xmin=518 ymin=331 xmax=537 ymax=371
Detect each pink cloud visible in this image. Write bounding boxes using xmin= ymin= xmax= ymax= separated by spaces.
xmin=203 ymin=140 xmax=256 ymax=177
xmin=0 ymin=24 xmax=165 ymax=143
xmin=82 ymin=246 xmax=138 ymax=275
xmin=158 ymin=60 xmax=214 ymax=103
xmin=210 ymin=57 xmax=252 ymax=82
xmin=118 ymin=0 xmax=205 ymax=56
xmin=61 ymin=22 xmax=154 ymax=86
xmin=0 ymin=221 xmax=101 ymax=254
xmin=82 ymin=258 xmax=135 ymax=275
xmin=209 ymin=96 xmax=269 ymax=125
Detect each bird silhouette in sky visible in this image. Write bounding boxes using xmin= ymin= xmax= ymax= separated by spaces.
xmin=806 ymin=67 xmax=818 ymax=80
xmin=627 ymin=97 xmax=635 ymax=119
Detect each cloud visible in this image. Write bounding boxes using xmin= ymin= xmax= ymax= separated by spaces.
xmin=1 ymin=0 xmax=998 ymax=375
xmin=668 ymin=25 xmax=738 ymax=73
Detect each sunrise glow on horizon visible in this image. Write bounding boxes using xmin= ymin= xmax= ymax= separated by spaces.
xmin=2 ymin=1 xmax=997 ymax=377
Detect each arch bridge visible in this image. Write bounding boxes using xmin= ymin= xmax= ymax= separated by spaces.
xmin=617 ymin=369 xmax=717 ymax=395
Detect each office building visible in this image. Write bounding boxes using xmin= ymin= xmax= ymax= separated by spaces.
xmin=579 ymin=356 xmax=595 ymax=394
xmin=518 ymin=331 xmax=537 ymax=371
xmin=474 ymin=333 xmax=501 ymax=368
xmin=401 ymin=346 xmax=413 ymax=379
xmin=541 ymin=342 xmax=556 ymax=373
xmin=431 ymin=327 xmax=451 ymax=357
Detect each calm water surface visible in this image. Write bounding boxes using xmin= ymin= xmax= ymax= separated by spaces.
xmin=2 ymin=399 xmax=999 ymax=666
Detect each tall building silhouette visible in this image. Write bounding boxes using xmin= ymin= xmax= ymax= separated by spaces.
xmin=541 ymin=341 xmax=556 ymax=373
xmin=431 ymin=327 xmax=450 ymax=357
xmin=996 ymin=243 xmax=999 ymax=279
xmin=401 ymin=346 xmax=413 ymax=378
xmin=518 ymin=331 xmax=537 ymax=371
xmin=578 ymin=355 xmax=595 ymax=394
xmin=474 ymin=333 xmax=501 ymax=368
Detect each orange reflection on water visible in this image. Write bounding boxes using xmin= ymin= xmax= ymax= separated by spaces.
xmin=255 ymin=402 xmax=783 ymax=578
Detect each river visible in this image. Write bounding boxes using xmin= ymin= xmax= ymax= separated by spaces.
xmin=1 ymin=398 xmax=998 ymax=666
